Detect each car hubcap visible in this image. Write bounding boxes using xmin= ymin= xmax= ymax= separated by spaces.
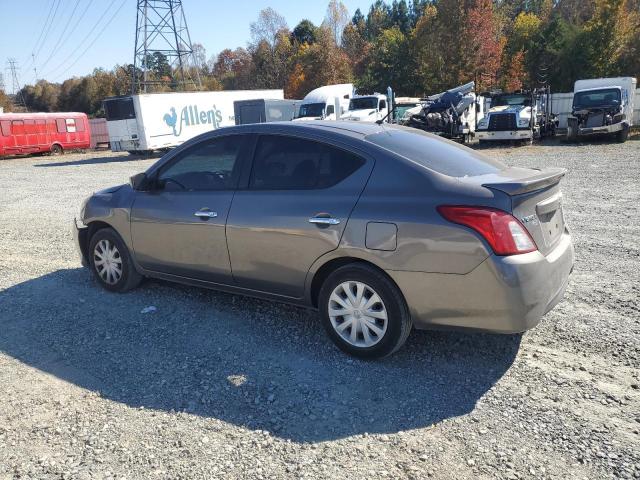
xmin=93 ymin=239 xmax=122 ymax=285
xmin=328 ymin=281 xmax=388 ymax=348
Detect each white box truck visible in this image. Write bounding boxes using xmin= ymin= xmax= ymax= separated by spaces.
xmin=103 ymin=89 xmax=284 ymax=152
xmin=567 ymin=77 xmax=636 ymax=142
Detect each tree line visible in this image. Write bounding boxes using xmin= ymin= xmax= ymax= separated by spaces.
xmin=2 ymin=0 xmax=639 ymax=117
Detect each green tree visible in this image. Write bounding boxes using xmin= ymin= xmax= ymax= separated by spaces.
xmin=292 ymin=20 xmax=319 ymax=45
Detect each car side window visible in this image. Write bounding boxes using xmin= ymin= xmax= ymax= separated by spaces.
xmin=379 ymin=99 xmax=386 ymax=110
xmin=158 ymin=135 xmax=245 ymax=191
xmin=250 ymin=135 xmax=365 ymax=190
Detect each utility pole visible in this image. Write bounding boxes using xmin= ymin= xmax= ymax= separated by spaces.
xmin=7 ymin=58 xmax=27 ymax=110
xmin=0 ymin=73 xmax=5 ymax=92
xmin=132 ymin=0 xmax=202 ymax=94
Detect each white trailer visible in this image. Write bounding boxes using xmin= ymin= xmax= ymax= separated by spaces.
xmin=104 ymin=89 xmax=284 ymax=152
xmin=567 ymin=77 xmax=636 ymax=142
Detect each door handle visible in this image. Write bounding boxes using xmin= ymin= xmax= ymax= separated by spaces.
xmin=309 ymin=216 xmax=340 ymax=225
xmin=194 ymin=210 xmax=217 ymax=218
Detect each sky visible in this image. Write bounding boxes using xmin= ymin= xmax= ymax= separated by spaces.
xmin=0 ymin=0 xmax=374 ymax=91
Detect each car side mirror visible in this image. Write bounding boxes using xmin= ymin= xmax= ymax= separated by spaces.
xmin=130 ymin=172 xmax=149 ymax=191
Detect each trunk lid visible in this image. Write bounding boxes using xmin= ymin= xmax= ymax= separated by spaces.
xmin=463 ymin=167 xmax=567 ymax=256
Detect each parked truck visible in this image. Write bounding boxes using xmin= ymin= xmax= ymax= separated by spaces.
xmin=475 ymin=88 xmax=557 ymax=144
xmin=402 ymin=81 xmax=483 ymax=143
xmin=294 ymin=84 xmax=354 ymax=121
xmin=103 ymin=89 xmax=284 ymax=153
xmin=340 ymin=93 xmax=389 ymax=122
xmin=567 ymin=77 xmax=636 ymax=143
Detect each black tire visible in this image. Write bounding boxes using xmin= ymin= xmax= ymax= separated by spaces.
xmin=50 ymin=144 xmax=63 ymax=155
xmin=616 ymin=126 xmax=629 ymax=143
xmin=88 ymin=228 xmax=142 ymax=293
xmin=318 ymin=263 xmax=412 ymax=359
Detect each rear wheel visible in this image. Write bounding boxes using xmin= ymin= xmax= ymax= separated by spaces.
xmin=319 ymin=263 xmax=412 ymax=359
xmin=50 ymin=144 xmax=63 ymax=155
xmin=88 ymin=228 xmax=142 ymax=293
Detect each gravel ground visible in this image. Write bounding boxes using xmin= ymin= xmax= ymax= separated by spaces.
xmin=0 ymin=138 xmax=639 ymax=480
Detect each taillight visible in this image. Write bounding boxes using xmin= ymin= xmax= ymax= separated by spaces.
xmin=437 ymin=205 xmax=537 ymax=256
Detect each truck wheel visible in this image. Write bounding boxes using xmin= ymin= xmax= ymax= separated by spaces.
xmin=50 ymin=144 xmax=64 ymax=156
xmin=566 ymin=125 xmax=578 ymax=143
xmin=616 ymin=127 xmax=629 ymax=143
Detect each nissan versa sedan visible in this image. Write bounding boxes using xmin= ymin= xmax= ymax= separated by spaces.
xmin=74 ymin=122 xmax=574 ymax=358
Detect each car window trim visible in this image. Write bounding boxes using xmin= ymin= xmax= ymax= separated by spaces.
xmin=244 ymin=133 xmax=370 ymax=192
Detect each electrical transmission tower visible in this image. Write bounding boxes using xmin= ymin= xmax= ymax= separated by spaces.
xmin=132 ymin=0 xmax=202 ymax=93
xmin=6 ymin=59 xmax=27 ymax=110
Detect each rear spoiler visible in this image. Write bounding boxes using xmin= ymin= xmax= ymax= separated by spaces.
xmin=482 ymin=168 xmax=567 ymax=195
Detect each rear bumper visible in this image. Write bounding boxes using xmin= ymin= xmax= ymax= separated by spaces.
xmin=387 ymin=232 xmax=574 ymax=333
xmin=476 ymin=129 xmax=532 ymax=141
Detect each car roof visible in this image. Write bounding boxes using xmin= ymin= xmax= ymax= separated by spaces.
xmin=229 ymin=120 xmax=390 ymax=139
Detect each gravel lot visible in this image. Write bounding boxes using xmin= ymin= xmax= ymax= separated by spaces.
xmin=1 ymin=138 xmax=639 ymax=480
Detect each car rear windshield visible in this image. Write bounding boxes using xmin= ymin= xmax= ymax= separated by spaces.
xmin=365 ymin=128 xmax=506 ymax=177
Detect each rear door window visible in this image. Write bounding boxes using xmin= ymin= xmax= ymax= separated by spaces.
xmin=366 ymin=128 xmax=505 ymax=177
xmin=250 ymin=135 xmax=365 ymax=190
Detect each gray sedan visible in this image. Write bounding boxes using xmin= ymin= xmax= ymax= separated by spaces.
xmin=74 ymin=122 xmax=574 ymax=358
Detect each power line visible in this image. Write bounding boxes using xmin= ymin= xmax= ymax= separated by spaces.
xmin=32 ymin=0 xmax=63 ymax=62
xmin=43 ymin=0 xmax=120 ymax=79
xmin=52 ymin=0 xmax=128 ymax=82
xmin=38 ymin=0 xmax=83 ymax=73
xmin=25 ymin=0 xmax=58 ymax=65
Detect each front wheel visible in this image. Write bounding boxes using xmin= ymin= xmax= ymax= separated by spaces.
xmin=88 ymin=228 xmax=142 ymax=292
xmin=319 ymin=264 xmax=412 ymax=359
xmin=616 ymin=126 xmax=629 ymax=143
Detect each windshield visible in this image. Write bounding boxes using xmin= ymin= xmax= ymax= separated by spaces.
xmin=492 ymin=94 xmax=530 ymax=107
xmin=573 ymin=88 xmax=621 ymax=109
xmin=349 ymin=97 xmax=378 ymax=110
xmin=298 ymin=103 xmax=325 ymax=118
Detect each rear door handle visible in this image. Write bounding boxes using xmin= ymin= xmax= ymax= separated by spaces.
xmin=309 ymin=216 xmax=340 ymax=225
xmin=194 ymin=209 xmax=217 ymax=219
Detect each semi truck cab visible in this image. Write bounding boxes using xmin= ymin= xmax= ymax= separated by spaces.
xmin=340 ymin=94 xmax=389 ymax=122
xmin=476 ymin=92 xmax=536 ymax=143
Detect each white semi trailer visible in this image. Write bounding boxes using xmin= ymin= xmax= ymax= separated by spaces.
xmin=567 ymin=77 xmax=636 ymax=143
xmin=104 ymin=89 xmax=284 ymax=153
